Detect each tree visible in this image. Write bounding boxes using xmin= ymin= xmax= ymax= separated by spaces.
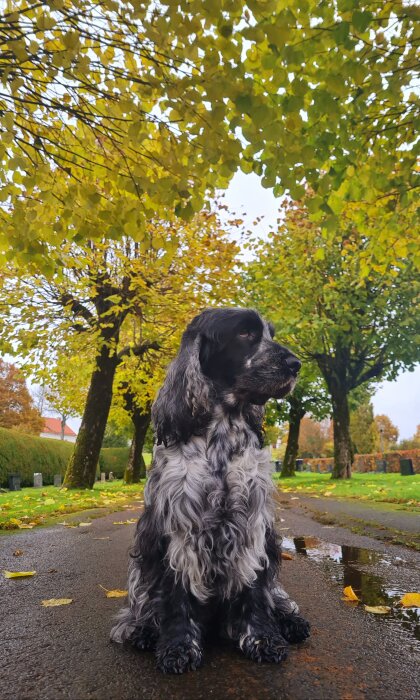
xmin=298 ymin=418 xmax=328 ymax=459
xmin=350 ymin=401 xmax=378 ymax=454
xmin=0 ymin=359 xmax=43 ymax=434
xmin=34 ymin=379 xmax=80 ymax=441
xmin=396 ymin=425 xmax=420 ymax=451
xmin=269 ymin=366 xmax=331 ymax=477
xmin=1 ymin=2 xmax=417 ymax=266
xmin=246 ymin=198 xmax=419 ymax=478
xmin=374 ymin=414 xmax=399 ymax=452
xmin=0 ymin=211 xmax=239 ymax=488
xmin=102 ymin=421 xmax=131 ymax=449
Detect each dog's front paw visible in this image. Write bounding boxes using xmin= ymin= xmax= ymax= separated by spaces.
xmin=276 ymin=613 xmax=310 ymax=644
xmin=239 ymin=633 xmax=288 ymax=664
xmin=131 ymin=626 xmax=158 ymax=651
xmin=156 ymin=638 xmax=203 ymax=674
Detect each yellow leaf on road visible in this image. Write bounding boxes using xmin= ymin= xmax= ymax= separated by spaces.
xmin=342 ymin=585 xmax=360 ymax=601
xmin=399 ymin=593 xmax=420 ymax=607
xmin=13 ymin=550 xmax=24 ymax=556
xmin=41 ymin=598 xmax=73 ymax=607
xmin=18 ymin=524 xmax=34 ymax=529
xmin=364 ymin=605 xmax=391 ymax=614
xmin=99 ymin=585 xmax=127 ymax=598
xmin=78 ymin=522 xmax=92 ymax=527
xmin=281 ymin=552 xmax=294 ymax=560
xmin=3 ymin=570 xmax=36 ymax=578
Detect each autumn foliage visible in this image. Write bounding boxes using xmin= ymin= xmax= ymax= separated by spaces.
xmin=0 ymin=360 xmax=43 ymax=434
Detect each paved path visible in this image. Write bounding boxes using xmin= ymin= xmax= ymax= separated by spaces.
xmin=292 ymin=494 xmax=420 ymax=534
xmin=1 ymin=500 xmax=419 ymax=700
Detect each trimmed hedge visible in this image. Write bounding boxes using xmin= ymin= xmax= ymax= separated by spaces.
xmin=0 ymin=427 xmax=74 ymax=487
xmin=0 ymin=427 xmax=131 ymax=487
xmin=302 ymin=449 xmax=420 ymax=475
xmin=99 ymin=447 xmax=130 ymax=479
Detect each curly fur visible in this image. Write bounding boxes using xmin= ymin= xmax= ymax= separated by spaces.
xmin=111 ymin=308 xmax=310 ymax=673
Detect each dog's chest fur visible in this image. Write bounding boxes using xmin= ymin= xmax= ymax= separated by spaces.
xmin=148 ymin=408 xmax=274 ymax=601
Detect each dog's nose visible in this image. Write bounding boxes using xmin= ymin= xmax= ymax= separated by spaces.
xmin=286 ymin=356 xmax=301 ymax=376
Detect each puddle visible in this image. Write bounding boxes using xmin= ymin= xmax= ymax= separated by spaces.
xmin=282 ymin=536 xmax=420 ymax=646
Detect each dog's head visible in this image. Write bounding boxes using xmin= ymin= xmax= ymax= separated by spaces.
xmin=152 ymin=308 xmax=301 ymax=445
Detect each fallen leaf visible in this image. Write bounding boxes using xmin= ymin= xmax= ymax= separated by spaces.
xmin=342 ymin=586 xmax=360 ymax=602
xmin=364 ymin=605 xmax=391 ymax=614
xmin=43 ymin=498 xmax=55 ymax=505
xmin=399 ymin=593 xmax=420 ymax=608
xmin=78 ymin=522 xmax=92 ymax=527
xmin=281 ymin=552 xmax=294 ymax=560
xmin=3 ymin=570 xmax=36 ymax=579
xmin=41 ymin=598 xmax=73 ymax=607
xmin=18 ymin=524 xmax=34 ymax=529
xmin=290 ymin=497 xmax=299 ymax=500
xmin=93 ymin=537 xmax=111 ymax=540
xmin=99 ymin=585 xmax=128 ymax=598
xmin=13 ymin=550 xmax=24 ymax=556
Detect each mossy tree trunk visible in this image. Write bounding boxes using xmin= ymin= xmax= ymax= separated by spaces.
xmin=281 ymin=398 xmax=306 ymax=478
xmin=317 ymin=356 xmax=353 ymax=479
xmin=63 ymin=345 xmax=119 ymax=489
xmin=124 ymin=407 xmax=151 ymax=483
xmin=330 ymin=386 xmax=353 ymax=479
xmin=121 ymin=383 xmax=151 ymax=483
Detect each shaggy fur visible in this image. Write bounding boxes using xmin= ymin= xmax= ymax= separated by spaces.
xmin=111 ymin=308 xmax=310 ymax=673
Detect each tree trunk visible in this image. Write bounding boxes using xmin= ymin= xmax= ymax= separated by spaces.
xmin=60 ymin=416 xmax=66 ymax=441
xmin=281 ymin=402 xmax=305 ymax=478
xmin=124 ymin=408 xmax=151 ymax=483
xmin=63 ymin=347 xmax=119 ymax=489
xmin=330 ymin=386 xmax=353 ymax=479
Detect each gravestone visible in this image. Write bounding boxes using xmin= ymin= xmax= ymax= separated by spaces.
xmin=295 ymin=459 xmax=304 ymax=472
xmin=100 ymin=472 xmax=106 ymax=483
xmin=400 ymin=458 xmax=414 ymax=476
xmin=8 ymin=475 xmax=21 ymax=491
xmin=33 ymin=473 xmax=43 ymax=488
xmin=376 ymin=459 xmax=387 ymax=473
xmin=54 ymin=474 xmax=62 ymax=487
xmin=109 ymin=471 xmax=114 ymax=481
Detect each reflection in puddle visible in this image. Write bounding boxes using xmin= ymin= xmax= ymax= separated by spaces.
xmin=282 ymin=536 xmax=420 ymax=645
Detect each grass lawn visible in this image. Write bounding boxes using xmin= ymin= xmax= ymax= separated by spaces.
xmin=273 ymin=472 xmax=420 ymax=508
xmin=0 ymin=480 xmax=145 ymax=531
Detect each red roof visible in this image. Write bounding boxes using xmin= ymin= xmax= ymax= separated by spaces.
xmin=42 ymin=417 xmax=77 ymax=437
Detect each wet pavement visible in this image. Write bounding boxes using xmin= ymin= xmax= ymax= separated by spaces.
xmin=294 ymin=495 xmax=420 ymax=534
xmin=1 ymin=497 xmax=419 ymax=700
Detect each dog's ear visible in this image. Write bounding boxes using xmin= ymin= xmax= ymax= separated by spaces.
xmin=152 ymin=332 xmax=213 ymax=446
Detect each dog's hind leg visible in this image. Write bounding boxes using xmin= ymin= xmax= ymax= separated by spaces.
xmin=155 ymin=574 xmax=204 ymax=674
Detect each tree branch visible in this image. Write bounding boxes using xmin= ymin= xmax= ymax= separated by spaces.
xmin=117 ymin=340 xmax=160 ymax=363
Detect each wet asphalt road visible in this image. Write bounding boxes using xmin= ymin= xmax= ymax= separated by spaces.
xmin=1 ymin=498 xmax=419 ymax=700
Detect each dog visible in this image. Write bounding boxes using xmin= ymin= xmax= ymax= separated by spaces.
xmin=111 ymin=308 xmax=310 ymax=673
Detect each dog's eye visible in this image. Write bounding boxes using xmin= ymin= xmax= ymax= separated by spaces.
xmin=238 ymin=330 xmax=256 ymax=339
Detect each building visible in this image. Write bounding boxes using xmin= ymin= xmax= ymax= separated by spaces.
xmin=40 ymin=417 xmax=77 ymax=443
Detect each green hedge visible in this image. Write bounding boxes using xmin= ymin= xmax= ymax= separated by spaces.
xmin=0 ymin=427 xmax=131 ymax=487
xmin=0 ymin=427 xmax=74 ymax=487
xmin=98 ymin=447 xmax=130 ymax=479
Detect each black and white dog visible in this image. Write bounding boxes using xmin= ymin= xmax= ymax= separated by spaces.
xmin=111 ymin=308 xmax=310 ymax=673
